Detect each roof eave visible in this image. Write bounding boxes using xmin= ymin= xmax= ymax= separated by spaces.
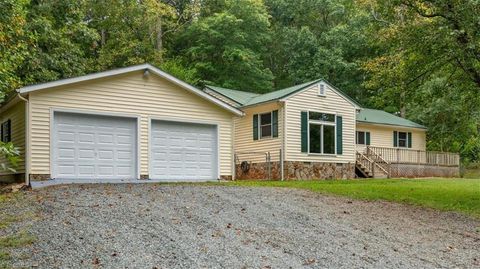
xmin=356 ymin=120 xmax=427 ymax=130
xmin=239 ymin=99 xmax=280 ymax=109
xmin=204 ymin=86 xmax=244 ymax=107
xmin=15 ymin=63 xmax=244 ymax=116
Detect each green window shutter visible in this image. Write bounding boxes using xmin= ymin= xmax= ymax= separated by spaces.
xmin=253 ymin=114 xmax=259 ymax=140
xmin=408 ymin=132 xmax=412 ymax=148
xmin=366 ymin=132 xmax=371 ymax=145
xmin=393 ymin=131 xmax=398 ymax=147
xmin=272 ymin=110 xmax=278 ymax=138
xmin=301 ymin=111 xmax=308 ymax=152
xmin=336 ymin=116 xmax=343 ymax=155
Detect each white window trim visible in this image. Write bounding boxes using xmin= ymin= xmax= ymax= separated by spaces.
xmin=317 ymin=83 xmax=326 ymax=97
xmin=307 ymin=111 xmax=337 ymax=155
xmin=397 ymin=131 xmax=409 ymax=148
xmin=259 ymin=112 xmax=273 ymax=139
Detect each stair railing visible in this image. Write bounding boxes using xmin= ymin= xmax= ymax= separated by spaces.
xmin=365 ymin=147 xmax=391 ymax=178
xmin=356 ymin=151 xmax=375 ymax=177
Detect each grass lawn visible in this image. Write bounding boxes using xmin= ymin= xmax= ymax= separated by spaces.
xmin=227 ymin=178 xmax=480 ymax=219
xmin=0 ymin=192 xmax=36 ymax=269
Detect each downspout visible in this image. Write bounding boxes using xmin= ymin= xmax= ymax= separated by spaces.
xmin=17 ymin=93 xmax=29 ymax=186
xmin=280 ymin=101 xmax=286 ymax=181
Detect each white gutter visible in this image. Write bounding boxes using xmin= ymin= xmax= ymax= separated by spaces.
xmin=17 ymin=93 xmax=30 ymax=186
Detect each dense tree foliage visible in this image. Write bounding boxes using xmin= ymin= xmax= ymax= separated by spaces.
xmin=0 ymin=0 xmax=479 ymax=163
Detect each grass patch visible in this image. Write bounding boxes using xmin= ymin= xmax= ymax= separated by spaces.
xmin=226 ymin=178 xmax=480 ymax=218
xmin=0 ymin=192 xmax=35 ymax=268
xmin=0 ymin=230 xmax=35 ymax=269
xmin=0 ymin=216 xmax=20 ymax=230
xmin=0 ymin=251 xmax=10 ymax=269
xmin=0 ymin=231 xmax=36 ymax=248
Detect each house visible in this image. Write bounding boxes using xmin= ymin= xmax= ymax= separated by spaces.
xmin=0 ymin=64 xmax=459 ymax=185
xmin=205 ymin=81 xmax=459 ymax=179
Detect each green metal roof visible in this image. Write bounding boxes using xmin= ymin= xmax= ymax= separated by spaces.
xmin=205 ymin=85 xmax=259 ymax=106
xmin=206 ymin=79 xmax=361 ymax=107
xmin=357 ymin=108 xmax=426 ymax=129
xmin=243 ymin=79 xmax=322 ymax=106
xmin=205 ymin=81 xmax=425 ymax=129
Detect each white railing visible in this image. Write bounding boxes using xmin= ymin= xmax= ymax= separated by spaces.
xmin=356 ymin=151 xmax=390 ymax=178
xmin=366 ymin=146 xmax=460 ymax=167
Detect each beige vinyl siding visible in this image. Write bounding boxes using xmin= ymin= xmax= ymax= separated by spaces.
xmin=284 ymin=83 xmax=357 ymax=163
xmin=356 ymin=123 xmax=426 ymax=152
xmin=0 ymin=101 xmax=26 ymax=175
xmin=234 ymin=102 xmax=282 ymax=163
xmin=28 ymin=71 xmax=235 ymax=177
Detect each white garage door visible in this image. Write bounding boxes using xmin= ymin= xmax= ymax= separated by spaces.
xmin=52 ymin=112 xmax=137 ymax=180
xmin=150 ymin=120 xmax=218 ymax=181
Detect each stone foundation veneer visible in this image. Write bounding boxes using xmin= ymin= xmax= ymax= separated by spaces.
xmin=29 ymin=174 xmax=51 ymax=181
xmin=235 ymin=161 xmax=355 ymax=180
xmin=286 ymin=161 xmax=355 ymax=180
xmin=219 ymin=175 xmax=233 ymax=181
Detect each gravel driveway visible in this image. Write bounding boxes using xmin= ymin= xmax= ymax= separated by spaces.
xmin=5 ymin=184 xmax=480 ymax=268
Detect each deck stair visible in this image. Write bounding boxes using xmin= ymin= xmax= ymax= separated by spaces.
xmin=355 ymin=149 xmax=391 ymax=178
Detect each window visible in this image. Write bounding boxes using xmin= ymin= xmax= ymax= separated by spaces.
xmin=398 ymin=131 xmax=407 ymax=147
xmin=260 ymin=112 xmax=272 ymax=138
xmin=356 ymin=131 xmax=366 ymax=145
xmin=308 ymin=112 xmax=336 ymax=154
xmin=309 ymin=112 xmax=334 ymax=122
xmin=318 ymin=83 xmax=326 ymax=96
xmin=253 ymin=110 xmax=279 ymax=140
xmin=1 ymin=120 xmax=11 ymax=142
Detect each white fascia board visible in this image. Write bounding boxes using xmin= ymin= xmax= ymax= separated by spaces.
xmin=16 ymin=63 xmax=244 ymax=116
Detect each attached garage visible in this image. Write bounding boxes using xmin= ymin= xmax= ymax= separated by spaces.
xmin=52 ymin=111 xmax=138 ymax=180
xmin=1 ymin=63 xmax=243 ymax=185
xmin=150 ymin=120 xmax=218 ymax=181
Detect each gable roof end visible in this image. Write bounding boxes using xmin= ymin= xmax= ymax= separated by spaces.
xmin=278 ymin=79 xmax=361 ymax=108
xmin=16 ymin=63 xmax=244 ymax=116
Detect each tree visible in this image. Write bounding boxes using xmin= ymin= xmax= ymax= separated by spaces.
xmin=17 ymin=0 xmax=98 ymax=86
xmin=0 ymin=141 xmax=20 ymax=173
xmin=264 ymin=0 xmax=372 ymax=101
xmin=176 ymin=0 xmax=274 ymax=92
xmin=0 ymin=0 xmax=32 ymax=99
xmin=362 ymin=0 xmax=480 ymax=162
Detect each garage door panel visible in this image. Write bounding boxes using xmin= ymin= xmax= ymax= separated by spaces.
xmin=57 ymin=165 xmax=76 ymax=175
xmin=98 ymin=166 xmax=114 ymax=176
xmin=58 ymin=131 xmax=75 ymax=142
xmin=98 ymin=133 xmax=114 ymax=144
xmin=117 ymin=135 xmax=133 ymax=145
xmin=117 ymin=150 xmax=133 ymax=160
xmin=53 ymin=112 xmax=137 ymax=180
xmin=58 ymin=148 xmax=75 ymax=159
xmin=78 ymin=165 xmax=95 ymax=176
xmin=150 ymin=120 xmax=217 ymax=181
xmin=78 ymin=133 xmax=95 ymax=143
xmin=98 ymin=150 xmax=114 ymax=160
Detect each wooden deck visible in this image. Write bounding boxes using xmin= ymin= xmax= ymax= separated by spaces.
xmin=356 ymin=146 xmax=460 ymax=178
